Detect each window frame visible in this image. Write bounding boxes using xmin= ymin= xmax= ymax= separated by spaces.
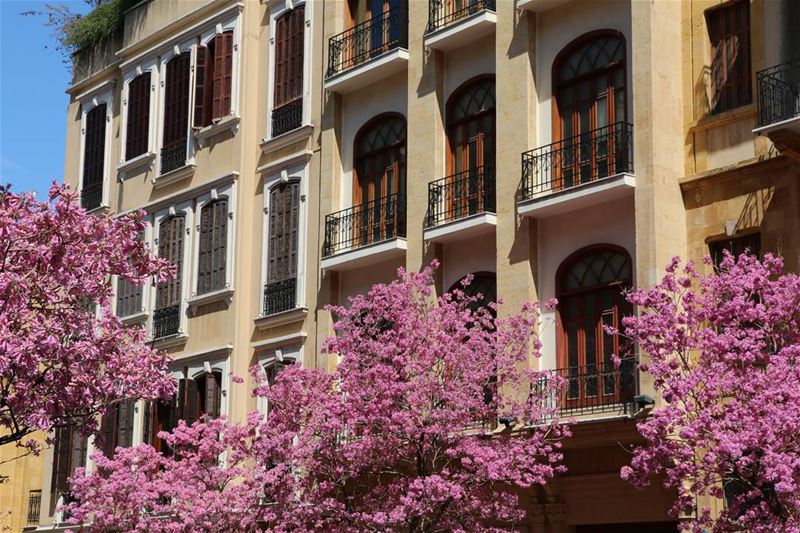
xmin=260 ymin=164 xmax=309 ymax=316
xmin=266 ymin=0 xmax=313 ymax=139
xmin=120 ymin=59 xmax=159 ymax=166
xmin=151 ymin=201 xmax=194 ymax=339
xmin=192 ymin=182 xmax=236 ymax=298
xmin=77 ymin=88 xmax=113 ymax=212
xmin=112 ymin=220 xmax=153 ymax=322
xmin=197 ymin=17 xmax=241 ymax=124
xmin=157 ymin=40 xmax=195 ymax=175
xmin=256 ymin=344 xmax=302 ymax=415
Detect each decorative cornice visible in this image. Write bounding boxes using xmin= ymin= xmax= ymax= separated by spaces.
xmin=251 ymin=332 xmax=307 ymax=352
xmin=254 ymin=307 xmax=308 ymax=330
xmin=256 ymin=150 xmax=314 ymax=176
xmin=679 ymin=154 xmax=790 ymax=193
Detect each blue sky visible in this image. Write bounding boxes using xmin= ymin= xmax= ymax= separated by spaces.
xmin=0 ymin=1 xmax=91 ymax=198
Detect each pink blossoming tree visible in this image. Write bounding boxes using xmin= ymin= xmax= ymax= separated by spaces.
xmin=621 ymin=253 xmax=800 ymax=533
xmin=0 ymin=183 xmax=175 ymax=456
xmin=68 ymin=265 xmax=569 ymax=532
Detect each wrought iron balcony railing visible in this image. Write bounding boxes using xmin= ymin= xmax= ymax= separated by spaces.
xmin=427 ymin=0 xmax=495 ymax=33
xmin=27 ymin=490 xmax=41 ymax=526
xmin=426 ymin=166 xmax=495 ymax=228
xmin=520 ymin=122 xmax=634 ymax=202
xmin=326 ymin=6 xmax=408 ymax=78
xmin=153 ymin=304 xmax=180 ymax=340
xmin=80 ymin=183 xmax=102 ymax=210
xmin=272 ymin=99 xmax=303 ymax=137
xmin=756 ymin=58 xmax=800 ymax=128
xmin=532 ymin=358 xmax=638 ymax=418
xmin=160 ymin=139 xmax=187 ymax=175
xmin=323 ymin=193 xmax=406 ymax=258
xmin=263 ymin=278 xmax=297 ymax=316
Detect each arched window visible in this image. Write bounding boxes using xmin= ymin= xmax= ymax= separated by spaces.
xmin=553 ymin=32 xmax=627 ymax=188
xmin=556 ymin=246 xmax=632 ymax=406
xmin=354 ymin=114 xmax=406 ymax=204
xmin=265 ymin=180 xmax=301 ymax=316
xmin=447 ymin=77 xmax=495 ymax=177
xmin=449 ymin=271 xmax=497 ymax=315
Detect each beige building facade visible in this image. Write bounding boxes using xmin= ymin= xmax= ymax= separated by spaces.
xmin=11 ymin=0 xmax=798 ymax=531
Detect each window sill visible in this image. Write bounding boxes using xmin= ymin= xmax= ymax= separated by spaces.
xmin=152 ymin=163 xmax=196 ymax=190
xmin=116 ymin=151 xmax=156 ymax=179
xmin=85 ymin=204 xmax=110 ymax=215
xmin=120 ymin=311 xmax=148 ymax=326
xmin=152 ymin=333 xmax=188 ymax=350
xmin=689 ymin=103 xmax=756 ymax=133
xmin=194 ymin=115 xmax=240 ymax=147
xmin=187 ymin=287 xmax=234 ymax=315
xmin=254 ymin=306 xmax=308 ymax=330
xmin=260 ymin=124 xmax=314 ymax=155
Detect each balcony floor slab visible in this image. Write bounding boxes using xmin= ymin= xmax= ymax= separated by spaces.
xmin=518 ymin=172 xmax=635 ymax=218
xmin=325 ymin=49 xmax=409 ymax=94
xmin=424 ymin=212 xmax=496 ymax=243
xmin=424 ymin=11 xmax=496 ymax=52
xmin=321 ymin=238 xmax=407 ymax=272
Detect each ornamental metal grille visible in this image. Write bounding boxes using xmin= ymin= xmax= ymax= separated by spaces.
xmin=426 ymin=165 xmax=495 ymax=228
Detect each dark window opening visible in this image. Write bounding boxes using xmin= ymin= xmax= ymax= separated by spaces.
xmin=125 ymin=73 xmax=151 ymax=160
xmin=197 ymin=198 xmax=228 ymax=295
xmin=706 ymin=0 xmax=752 ymax=114
xmin=194 ymin=31 xmax=234 ymax=129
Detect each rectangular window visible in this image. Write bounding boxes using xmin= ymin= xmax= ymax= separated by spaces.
xmin=154 ymin=215 xmax=185 ymax=339
xmin=161 ymin=52 xmax=191 ymax=174
xmin=81 ymin=103 xmax=107 ymax=210
xmin=265 ymin=181 xmax=300 ymax=315
xmin=99 ymin=400 xmax=135 ymax=458
xmin=125 ymin=73 xmax=151 ymax=160
xmin=272 ymin=7 xmax=305 ymax=137
xmin=50 ymin=427 xmax=87 ymax=515
xmin=116 ymin=277 xmax=143 ymax=318
xmin=197 ymin=198 xmax=228 ymax=295
xmin=709 ymin=232 xmax=761 ymax=268
xmin=194 ymin=31 xmax=234 ymax=128
xmin=707 ymin=0 xmax=751 ymax=114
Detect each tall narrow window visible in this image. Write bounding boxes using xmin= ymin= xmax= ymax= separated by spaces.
xmin=557 ymin=246 xmax=633 ymax=410
xmin=81 ymin=103 xmax=107 ymax=210
xmin=553 ymin=32 xmax=627 ymax=189
xmin=50 ymin=427 xmax=87 ymax=515
xmin=352 ymin=114 xmax=406 ymax=248
xmin=194 ymin=31 xmax=234 ymax=128
xmin=273 ymin=7 xmax=305 ymax=137
xmin=265 ymin=181 xmax=300 ymax=316
xmin=707 ymin=0 xmax=751 ymax=114
xmin=125 ymin=73 xmax=151 ymax=160
xmin=161 ymin=52 xmax=191 ymax=174
xmin=197 ymin=198 xmax=228 ymax=295
xmin=99 ymin=400 xmax=135 ymax=458
xmin=116 ymin=277 xmax=143 ymax=318
xmin=154 ymin=216 xmax=184 ymax=339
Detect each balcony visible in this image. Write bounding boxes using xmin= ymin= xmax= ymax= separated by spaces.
xmin=26 ymin=490 xmax=41 ymax=527
xmin=516 ymin=0 xmax=570 ymax=12
xmin=160 ymin=140 xmax=187 ymax=175
xmin=424 ymin=0 xmax=496 ymax=52
xmin=80 ymin=182 xmax=102 ymax=211
xmin=325 ymin=7 xmax=409 ymax=94
xmin=534 ymin=359 xmax=639 ymax=419
xmin=753 ymin=59 xmax=800 ymax=161
xmin=424 ymin=166 xmax=496 ymax=243
xmin=322 ymin=193 xmax=407 ymax=271
xmin=263 ymin=278 xmax=297 ymax=317
xmin=271 ymin=99 xmax=303 ymax=138
xmin=153 ymin=304 xmax=180 ymax=340
xmin=518 ymin=122 xmax=635 ymax=218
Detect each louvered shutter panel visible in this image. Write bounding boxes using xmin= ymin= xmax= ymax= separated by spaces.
xmin=211 ymin=32 xmax=233 ymax=120
xmin=117 ymin=400 xmax=134 ymax=449
xmin=116 ymin=277 xmax=142 ymax=317
xmin=126 ymin=73 xmax=151 ymax=159
xmin=143 ymin=401 xmax=153 ymax=447
xmin=222 ymin=31 xmax=233 ymax=117
xmin=52 ymin=428 xmax=72 ymax=492
xmin=183 ymin=378 xmax=200 ymax=426
xmin=163 ymin=52 xmax=191 ymax=147
xmin=157 ymin=216 xmax=184 ymax=309
xmin=204 ymin=372 xmax=221 ymax=418
xmin=70 ymin=431 xmax=88 ymax=475
xmin=197 ymin=203 xmax=213 ymax=295
xmin=267 ymin=182 xmax=300 ymax=284
xmin=289 ymin=7 xmax=304 ymax=103
xmin=82 ymin=103 xmax=106 ymax=208
xmin=274 ymin=8 xmax=304 ymax=108
xmin=99 ymin=408 xmax=117 ymax=457
xmin=194 ymin=46 xmax=208 ymax=127
xmin=275 ymin=14 xmax=287 ymax=107
xmin=211 ymin=199 xmax=227 ymax=291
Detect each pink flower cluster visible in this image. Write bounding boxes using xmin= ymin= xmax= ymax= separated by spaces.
xmin=67 ymin=264 xmax=569 ymax=532
xmin=0 ymin=183 xmax=175 ymax=451
xmin=621 ymin=253 xmax=800 ymax=532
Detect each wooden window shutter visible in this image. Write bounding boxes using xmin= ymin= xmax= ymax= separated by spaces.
xmin=194 ymin=45 xmax=209 ymax=127
xmin=69 ymin=431 xmax=88 ymax=480
xmin=274 ymin=8 xmax=304 ymax=108
xmin=707 ymin=0 xmax=751 ymax=114
xmin=163 ymin=52 xmax=191 ymax=147
xmin=268 ymin=182 xmax=300 ymax=284
xmin=83 ymin=104 xmax=107 ymax=192
xmin=117 ymin=400 xmax=135 ymax=449
xmin=197 ymin=199 xmax=227 ymax=295
xmin=99 ymin=409 xmax=117 ymax=458
xmin=156 ymin=216 xmax=184 ymax=310
xmin=183 ymin=377 xmax=201 ymax=426
xmin=223 ymin=31 xmax=233 ymax=117
xmin=204 ymin=371 xmax=222 ymax=418
xmin=116 ymin=277 xmax=142 ymax=317
xmin=126 ymin=73 xmax=151 ymax=159
xmin=211 ymin=31 xmax=234 ymax=120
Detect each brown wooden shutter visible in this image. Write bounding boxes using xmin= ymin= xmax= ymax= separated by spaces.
xmin=222 ymin=31 xmax=233 ymax=117
xmin=126 ymin=73 xmax=151 ymax=159
xmin=204 ymin=371 xmax=222 ymax=418
xmin=184 ymin=377 xmax=201 ymax=426
xmin=99 ymin=409 xmax=117 ymax=458
xmin=211 ymin=32 xmax=233 ymax=120
xmin=268 ymin=182 xmax=300 ymax=284
xmin=116 ymin=277 xmax=143 ymax=317
xmin=197 ymin=198 xmax=228 ymax=295
xmin=163 ymin=52 xmax=191 ymax=147
xmin=707 ymin=0 xmax=751 ymax=114
xmin=82 ymin=103 xmax=107 ymax=208
xmin=194 ymin=46 xmax=209 ymax=127
xmin=116 ymin=400 xmax=134 ymax=449
xmin=274 ymin=8 xmax=304 ymax=108
xmin=156 ymin=216 xmax=184 ymax=310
